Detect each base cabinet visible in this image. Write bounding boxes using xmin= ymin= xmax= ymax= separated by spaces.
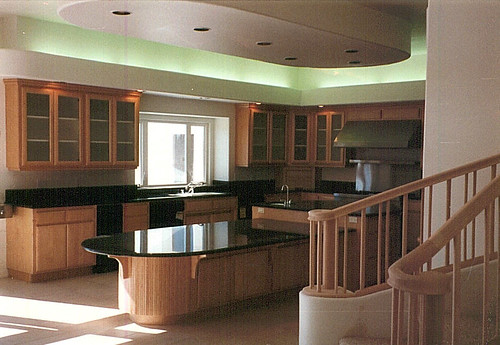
xmin=193 ymin=239 xmax=308 ymax=312
xmin=7 ymin=205 xmax=97 ymax=282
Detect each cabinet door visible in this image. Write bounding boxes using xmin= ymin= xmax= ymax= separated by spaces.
xmin=54 ymin=90 xmax=84 ymax=167
xmin=329 ymin=113 xmax=345 ymax=166
xmin=346 ymin=107 xmax=381 ymax=121
xmin=115 ymin=96 xmax=139 ymax=167
xmin=381 ymin=105 xmax=422 ymax=120
xmin=270 ymin=112 xmax=287 ymax=163
xmin=272 ymin=242 xmax=309 ymax=291
xmin=196 ymin=255 xmax=234 ymax=309
xmin=289 ymin=113 xmax=312 ymax=164
xmin=250 ymin=111 xmax=268 ymax=163
xmin=314 ymin=112 xmax=345 ymax=167
xmin=23 ymin=87 xmax=53 ymax=167
xmin=87 ymin=94 xmax=113 ymax=166
xmin=67 ymin=221 xmax=96 ymax=268
xmin=234 ymin=250 xmax=271 ymax=299
xmin=35 ymin=224 xmax=67 ymax=272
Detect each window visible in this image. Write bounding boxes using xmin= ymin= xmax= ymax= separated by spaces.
xmin=136 ymin=113 xmax=212 ymax=187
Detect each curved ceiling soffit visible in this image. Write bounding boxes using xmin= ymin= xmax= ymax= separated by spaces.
xmin=58 ymin=0 xmax=411 ymax=69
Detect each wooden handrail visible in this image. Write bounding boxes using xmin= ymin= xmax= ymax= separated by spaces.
xmin=387 ymin=175 xmax=500 ymax=294
xmin=309 ymin=152 xmax=500 ymax=222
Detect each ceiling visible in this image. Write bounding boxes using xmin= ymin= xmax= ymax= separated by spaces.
xmin=0 ymin=0 xmax=428 ymax=69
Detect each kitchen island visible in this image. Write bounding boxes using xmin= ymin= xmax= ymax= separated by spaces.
xmin=82 ymin=218 xmax=309 ymax=325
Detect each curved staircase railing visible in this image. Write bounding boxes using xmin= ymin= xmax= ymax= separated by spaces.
xmin=304 ymin=152 xmax=500 ymax=343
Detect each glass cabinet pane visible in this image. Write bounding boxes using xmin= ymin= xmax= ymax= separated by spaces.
xmin=316 ymin=115 xmax=327 ymax=161
xmin=57 ymin=95 xmax=80 ymax=162
xmin=293 ymin=114 xmax=309 ymax=161
xmin=89 ymin=98 xmax=110 ymax=162
xmin=251 ymin=112 xmax=268 ymax=161
xmin=116 ymin=100 xmax=136 ymax=162
xmin=271 ymin=113 xmax=286 ymax=161
xmin=330 ymin=114 xmax=343 ymax=161
xmin=26 ymin=92 xmax=50 ymax=162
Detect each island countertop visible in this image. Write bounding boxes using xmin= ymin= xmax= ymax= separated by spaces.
xmin=82 ymin=218 xmax=309 ymax=258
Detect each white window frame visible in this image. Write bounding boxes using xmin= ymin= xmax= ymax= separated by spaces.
xmin=137 ymin=112 xmax=214 ymax=188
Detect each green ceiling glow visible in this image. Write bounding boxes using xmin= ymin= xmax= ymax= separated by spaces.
xmin=11 ymin=16 xmax=424 ymax=91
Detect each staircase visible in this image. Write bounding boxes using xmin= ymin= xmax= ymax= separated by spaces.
xmin=300 ymin=153 xmax=500 ymax=345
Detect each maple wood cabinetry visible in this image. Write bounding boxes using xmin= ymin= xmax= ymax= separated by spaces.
xmin=314 ymin=111 xmax=345 ymax=167
xmin=182 ymin=196 xmax=238 ymax=225
xmin=346 ymin=102 xmax=424 ymax=122
xmin=123 ymin=202 xmax=150 ymax=232
xmin=4 ymin=78 xmax=141 ymax=170
xmin=6 ymin=205 xmax=97 ymax=282
xmin=236 ymin=105 xmax=287 ymax=166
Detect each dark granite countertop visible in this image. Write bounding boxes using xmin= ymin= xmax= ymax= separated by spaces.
xmin=253 ymin=194 xmax=400 ymax=216
xmin=82 ymin=219 xmax=309 ymax=258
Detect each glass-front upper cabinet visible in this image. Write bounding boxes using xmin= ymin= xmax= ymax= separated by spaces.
xmin=289 ymin=111 xmax=312 ymax=165
xmin=314 ymin=111 xmax=345 ymax=167
xmin=55 ymin=91 xmax=83 ymax=166
xmin=4 ymin=78 xmax=141 ymax=171
xmin=235 ymin=105 xmax=287 ymax=166
xmin=87 ymin=94 xmax=112 ymax=166
xmin=115 ymin=96 xmax=139 ymax=167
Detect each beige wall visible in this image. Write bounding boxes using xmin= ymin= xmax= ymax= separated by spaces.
xmin=422 ymin=0 xmax=500 ymax=260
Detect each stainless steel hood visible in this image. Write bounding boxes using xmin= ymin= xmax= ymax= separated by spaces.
xmin=334 ymin=120 xmax=422 ymax=148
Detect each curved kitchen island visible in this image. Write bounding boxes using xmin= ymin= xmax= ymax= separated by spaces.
xmin=82 ymin=219 xmax=309 ymax=325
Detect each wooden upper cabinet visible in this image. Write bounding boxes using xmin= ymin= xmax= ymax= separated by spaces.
xmin=4 ymin=78 xmax=141 ymax=170
xmin=235 ymin=104 xmax=287 ymax=166
xmin=346 ymin=102 xmax=424 ymax=122
xmin=313 ymin=111 xmax=345 ymax=167
xmin=289 ymin=111 xmax=313 ymax=165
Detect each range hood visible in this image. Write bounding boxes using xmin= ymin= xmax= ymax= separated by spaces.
xmin=334 ymin=120 xmax=422 ymax=148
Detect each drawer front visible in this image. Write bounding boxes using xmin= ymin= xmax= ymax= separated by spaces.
xmin=184 ymin=199 xmax=213 ymax=212
xmin=123 ymin=202 xmax=149 ymax=217
xmin=34 ymin=209 xmax=66 ymax=225
xmin=66 ymin=206 xmax=96 ymax=223
xmin=213 ymin=197 xmax=237 ymax=210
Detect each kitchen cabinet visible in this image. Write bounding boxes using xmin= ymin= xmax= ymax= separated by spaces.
xmin=313 ymin=111 xmax=345 ymax=167
xmin=182 ymin=196 xmax=238 ymax=225
xmin=345 ymin=102 xmax=424 ymax=122
xmin=288 ymin=111 xmax=313 ymax=165
xmin=196 ymin=254 xmax=234 ymax=310
xmin=4 ymin=78 xmax=141 ymax=170
xmin=6 ymin=205 xmax=97 ymax=282
xmin=235 ymin=105 xmax=287 ymax=166
xmin=271 ymin=241 xmax=309 ymax=291
xmin=123 ymin=202 xmax=149 ymax=232
xmin=234 ymin=250 xmax=271 ymax=299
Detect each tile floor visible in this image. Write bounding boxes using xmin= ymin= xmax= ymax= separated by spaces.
xmin=0 ymin=272 xmax=299 ymax=345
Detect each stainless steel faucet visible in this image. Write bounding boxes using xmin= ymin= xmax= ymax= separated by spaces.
xmin=281 ymin=184 xmax=291 ymax=206
xmin=185 ymin=181 xmax=205 ymax=194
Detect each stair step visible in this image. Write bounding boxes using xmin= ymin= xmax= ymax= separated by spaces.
xmin=339 ymin=337 xmax=390 ymax=345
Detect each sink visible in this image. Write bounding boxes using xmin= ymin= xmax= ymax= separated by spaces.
xmin=167 ymin=192 xmax=226 ymax=198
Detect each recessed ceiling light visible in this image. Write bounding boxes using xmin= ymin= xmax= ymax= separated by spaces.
xmin=194 ymin=27 xmax=210 ymax=32
xmin=344 ymin=49 xmax=359 ymax=53
xmin=112 ymin=10 xmax=131 ymax=16
xmin=318 ymin=105 xmax=324 ymax=108
xmin=284 ymin=57 xmax=297 ymax=61
xmin=348 ymin=60 xmax=361 ymax=65
xmin=256 ymin=41 xmax=272 ymax=46
xmin=255 ymin=102 xmax=262 ymax=105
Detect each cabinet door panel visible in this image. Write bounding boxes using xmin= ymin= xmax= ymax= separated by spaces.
xmin=211 ymin=210 xmax=236 ymax=223
xmin=67 ymin=221 xmax=96 ymax=268
xmin=272 ymin=242 xmax=308 ymax=291
xmin=87 ymin=95 xmax=112 ymax=165
xmin=24 ymin=89 xmax=52 ymax=165
xmin=55 ymin=91 xmax=83 ymax=165
xmin=35 ymin=224 xmax=67 ymax=272
xmin=116 ymin=98 xmax=139 ymax=165
xmin=234 ymin=250 xmax=271 ymax=299
xmin=184 ymin=213 xmax=212 ymax=225
xmin=197 ymin=256 xmax=234 ymax=309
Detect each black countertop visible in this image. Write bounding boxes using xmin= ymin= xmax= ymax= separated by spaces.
xmin=253 ymin=194 xmax=400 ymax=216
xmin=82 ymin=219 xmax=309 ymax=258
